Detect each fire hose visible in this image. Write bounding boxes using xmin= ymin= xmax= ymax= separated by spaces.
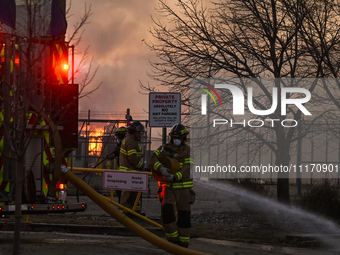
xmin=61 ymin=166 xmax=211 ymax=255
xmin=76 ymin=146 xmax=121 ymax=202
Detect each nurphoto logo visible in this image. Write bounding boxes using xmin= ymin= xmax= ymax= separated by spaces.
xmin=201 ymin=83 xmax=311 ymax=116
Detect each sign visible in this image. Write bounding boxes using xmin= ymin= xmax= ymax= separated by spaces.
xmin=149 ymin=92 xmax=181 ymax=127
xmin=103 ymin=171 xmax=148 ymax=192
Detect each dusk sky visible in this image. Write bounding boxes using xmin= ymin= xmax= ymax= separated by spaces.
xmin=67 ymin=0 xmax=160 ymax=121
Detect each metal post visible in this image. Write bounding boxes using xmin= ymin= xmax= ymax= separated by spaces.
xmin=325 ymin=133 xmax=328 ymax=180
xmin=296 ymin=119 xmax=302 ymax=197
xmin=258 ymin=130 xmax=262 ymax=179
xmin=207 ymin=91 xmax=210 ymax=167
xmin=85 ymin=110 xmax=90 ymax=168
xmin=311 ymin=127 xmax=314 ymax=185
xmin=338 ymin=132 xmax=340 ymax=188
xmin=162 ymin=127 xmax=166 ymax=145
xmin=71 ymin=45 xmax=74 ymax=85
xmin=225 ymin=125 xmax=229 ymax=180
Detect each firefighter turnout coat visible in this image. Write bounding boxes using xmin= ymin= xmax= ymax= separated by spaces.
xmin=119 ymin=133 xmax=143 ymax=171
xmin=119 ymin=133 xmax=143 ymax=209
xmin=148 ymin=142 xmax=195 ymax=247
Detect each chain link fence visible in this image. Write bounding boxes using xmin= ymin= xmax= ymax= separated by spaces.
xmin=72 ymin=119 xmax=151 ymax=170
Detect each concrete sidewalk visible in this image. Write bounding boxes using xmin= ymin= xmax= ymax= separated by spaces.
xmin=0 ymin=231 xmax=337 ymax=255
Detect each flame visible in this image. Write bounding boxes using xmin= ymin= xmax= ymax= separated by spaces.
xmin=88 ymin=128 xmax=104 ymax=156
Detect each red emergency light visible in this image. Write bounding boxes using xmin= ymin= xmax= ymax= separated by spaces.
xmin=56 ymin=183 xmax=65 ymax=190
xmin=63 ymin=63 xmax=69 ymax=71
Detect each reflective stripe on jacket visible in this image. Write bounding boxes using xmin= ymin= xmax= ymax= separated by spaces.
xmin=148 ymin=142 xmax=193 ymax=188
xmin=119 ymin=134 xmax=143 ymax=171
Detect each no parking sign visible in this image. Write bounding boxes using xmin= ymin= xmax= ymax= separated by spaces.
xmin=149 ymin=92 xmax=181 ymax=127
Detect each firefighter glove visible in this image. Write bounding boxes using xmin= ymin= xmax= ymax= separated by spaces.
xmin=162 ymin=173 xmax=174 ymax=182
xmin=159 ymin=166 xmax=170 ymax=175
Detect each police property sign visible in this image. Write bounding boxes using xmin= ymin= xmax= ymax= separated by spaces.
xmin=149 ymin=92 xmax=181 ymax=127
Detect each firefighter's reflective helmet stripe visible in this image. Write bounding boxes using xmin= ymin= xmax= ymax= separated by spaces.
xmin=115 ymin=126 xmax=127 ymax=134
xmin=169 ymin=123 xmax=188 ymax=138
xmin=165 ymin=230 xmax=179 ymax=239
xmin=179 ymin=236 xmax=190 ymax=243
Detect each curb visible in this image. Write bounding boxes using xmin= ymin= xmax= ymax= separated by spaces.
xmin=0 ymin=222 xmax=164 ymax=237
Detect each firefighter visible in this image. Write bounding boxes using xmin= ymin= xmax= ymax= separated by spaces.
xmin=119 ymin=121 xmax=144 ymax=211
xmin=108 ymin=126 xmax=128 ymax=165
xmin=148 ymin=123 xmax=195 ymax=248
xmin=107 ymin=126 xmax=127 ymax=203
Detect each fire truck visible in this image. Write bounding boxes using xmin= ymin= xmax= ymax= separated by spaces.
xmin=0 ymin=1 xmax=86 ymax=214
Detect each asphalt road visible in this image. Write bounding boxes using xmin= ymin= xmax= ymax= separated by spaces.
xmin=0 ymin=231 xmax=338 ymax=255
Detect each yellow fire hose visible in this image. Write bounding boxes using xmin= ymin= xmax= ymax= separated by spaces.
xmin=70 ymin=167 xmax=160 ymax=227
xmin=72 ymin=167 xmax=153 ymax=176
xmin=102 ymin=194 xmax=163 ymax=229
xmin=61 ymin=166 xmax=211 ymax=255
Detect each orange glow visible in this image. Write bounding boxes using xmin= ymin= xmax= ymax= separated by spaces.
xmin=56 ymin=183 xmax=65 ymax=190
xmin=88 ymin=128 xmax=104 ymax=156
xmin=63 ymin=63 xmax=69 ymax=70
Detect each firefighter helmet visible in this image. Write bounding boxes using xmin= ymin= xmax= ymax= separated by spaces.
xmin=114 ymin=126 xmax=127 ymax=136
xmin=169 ymin=123 xmax=188 ymax=139
xmin=127 ymin=121 xmax=145 ymax=133
xmin=114 ymin=126 xmax=127 ymax=140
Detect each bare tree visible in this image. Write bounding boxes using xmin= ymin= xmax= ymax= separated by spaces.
xmin=142 ymin=0 xmax=339 ymax=203
xmin=0 ymin=2 xmax=100 ymax=254
xmin=299 ymin=0 xmax=340 ymax=129
xmin=66 ymin=2 xmax=102 ymax=99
